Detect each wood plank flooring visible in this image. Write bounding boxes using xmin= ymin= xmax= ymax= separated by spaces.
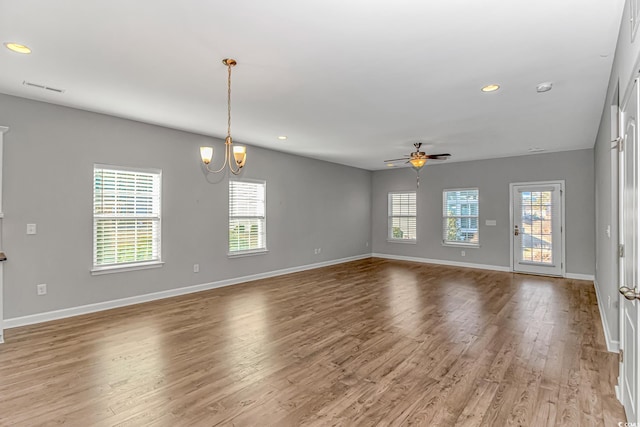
xmin=0 ymin=258 xmax=626 ymax=426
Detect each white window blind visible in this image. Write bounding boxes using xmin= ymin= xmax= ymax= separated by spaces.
xmin=443 ymin=188 xmax=479 ymax=246
xmin=229 ymin=180 xmax=266 ymax=254
xmin=93 ymin=165 xmax=161 ymax=270
xmin=388 ymin=192 xmax=417 ymax=241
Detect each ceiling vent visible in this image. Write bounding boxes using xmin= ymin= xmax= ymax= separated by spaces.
xmin=536 ymin=82 xmax=553 ymax=93
xmin=22 ymin=81 xmax=65 ymax=93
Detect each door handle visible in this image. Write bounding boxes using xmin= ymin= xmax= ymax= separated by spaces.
xmin=619 ymin=286 xmax=640 ymax=300
xmin=514 ymin=225 xmax=519 ymax=236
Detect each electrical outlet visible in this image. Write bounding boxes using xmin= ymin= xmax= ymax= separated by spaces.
xmin=27 ymin=223 xmax=37 ymax=235
xmin=37 ymin=283 xmax=47 ymax=295
xmin=608 ymin=295 xmax=611 ymax=308
xmin=318 ymin=248 xmax=322 ymax=254
xmin=193 ymin=264 xmax=199 ymax=273
xmin=461 ymin=250 xmax=466 ymax=257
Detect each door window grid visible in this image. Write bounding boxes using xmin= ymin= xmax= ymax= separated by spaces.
xmin=519 ymin=191 xmax=553 ymax=264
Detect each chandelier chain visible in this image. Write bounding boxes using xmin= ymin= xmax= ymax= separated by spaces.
xmin=227 ymin=62 xmax=232 ymax=139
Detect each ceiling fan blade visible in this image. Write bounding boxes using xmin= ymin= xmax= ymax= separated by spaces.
xmin=425 ymin=153 xmax=451 ymax=159
xmin=383 ymin=157 xmax=410 ymax=162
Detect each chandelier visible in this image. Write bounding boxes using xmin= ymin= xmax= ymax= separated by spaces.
xmin=200 ymin=58 xmax=247 ymax=175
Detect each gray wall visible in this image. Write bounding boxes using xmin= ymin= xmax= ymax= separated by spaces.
xmin=594 ymin=0 xmax=640 ymax=346
xmin=0 ymin=93 xmax=372 ymax=319
xmin=372 ymin=149 xmax=595 ymax=275
xmin=0 ymin=90 xmax=602 ymax=322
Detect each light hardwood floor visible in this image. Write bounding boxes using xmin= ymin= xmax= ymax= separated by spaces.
xmin=0 ymin=258 xmax=626 ymax=426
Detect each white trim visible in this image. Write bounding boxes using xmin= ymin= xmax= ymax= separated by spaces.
xmin=509 ymin=180 xmax=566 ymax=277
xmin=4 ymin=254 xmax=371 ymax=329
xmin=227 ymin=249 xmax=269 ymax=258
xmin=372 ymin=253 xmax=596 ymax=279
xmin=229 ymin=179 xmax=267 ymax=255
xmin=91 ymin=261 xmax=165 ymax=275
xmin=93 ymin=165 xmax=162 ymax=270
xmin=442 ymin=187 xmax=479 ymax=247
xmin=386 ymin=239 xmax=417 ymax=244
xmin=388 ymin=191 xmax=417 ymax=242
xmin=594 ymin=279 xmax=621 ymax=353
xmin=441 ymin=242 xmax=480 ymax=248
xmin=0 ymin=126 xmax=6 ymax=344
xmin=565 ymin=273 xmax=596 ymax=281
xmin=2 ymin=252 xmax=601 ymax=335
xmin=372 ymin=253 xmax=510 ymax=272
xmin=94 ymin=163 xmax=162 ymax=175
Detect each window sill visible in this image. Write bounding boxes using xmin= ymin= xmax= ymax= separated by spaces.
xmin=441 ymin=242 xmax=480 ymax=248
xmin=228 ymin=249 xmax=269 ymax=258
xmin=387 ymin=239 xmax=417 ymax=245
xmin=91 ymin=261 xmax=164 ymax=276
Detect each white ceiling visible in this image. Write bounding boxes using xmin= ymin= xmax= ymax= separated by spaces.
xmin=0 ymin=0 xmax=625 ymax=170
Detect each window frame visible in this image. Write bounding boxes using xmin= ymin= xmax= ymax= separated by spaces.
xmin=387 ymin=191 xmax=417 ymax=244
xmin=91 ymin=164 xmax=163 ymax=275
xmin=228 ymin=178 xmax=268 ymax=257
xmin=442 ymin=187 xmax=479 ymax=247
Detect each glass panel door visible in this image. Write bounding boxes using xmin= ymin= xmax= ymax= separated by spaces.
xmin=511 ymin=182 xmax=563 ymax=276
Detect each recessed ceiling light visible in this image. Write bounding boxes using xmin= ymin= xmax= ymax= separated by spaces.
xmin=386 ymin=163 xmax=395 ymax=167
xmin=4 ymin=42 xmax=31 ymax=54
xmin=277 ymin=136 xmax=287 ymax=140
xmin=481 ymin=84 xmax=500 ymax=92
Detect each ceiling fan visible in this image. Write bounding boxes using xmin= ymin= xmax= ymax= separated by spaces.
xmin=384 ymin=143 xmax=451 ymax=187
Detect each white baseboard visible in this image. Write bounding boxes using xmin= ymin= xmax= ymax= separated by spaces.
xmin=372 ymin=253 xmax=595 ymax=280
xmin=593 ymin=279 xmax=620 ymax=353
xmin=4 ymin=254 xmax=371 ymax=329
xmin=566 ymin=273 xmax=596 ymax=281
xmin=1 ymin=252 xmax=602 ymax=333
xmin=371 ymin=253 xmax=511 ymax=272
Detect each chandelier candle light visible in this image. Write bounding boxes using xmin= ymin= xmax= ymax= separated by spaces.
xmin=200 ymin=58 xmax=247 ymax=175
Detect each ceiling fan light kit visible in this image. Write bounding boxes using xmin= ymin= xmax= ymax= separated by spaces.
xmin=383 ymin=143 xmax=451 ymax=187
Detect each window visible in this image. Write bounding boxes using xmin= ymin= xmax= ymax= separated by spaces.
xmin=443 ymin=188 xmax=479 ymax=246
xmin=229 ymin=180 xmax=267 ymax=255
xmin=93 ymin=165 xmax=162 ymax=273
xmin=388 ymin=191 xmax=417 ymax=242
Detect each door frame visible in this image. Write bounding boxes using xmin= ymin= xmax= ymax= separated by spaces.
xmin=509 ymin=180 xmax=566 ymax=277
xmin=618 ymin=74 xmax=640 ymax=420
xmin=0 ymin=126 xmax=7 ymax=344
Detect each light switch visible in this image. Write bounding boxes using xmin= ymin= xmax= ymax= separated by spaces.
xmin=485 ymin=220 xmax=497 ymax=226
xmin=26 ymin=223 xmax=37 ymax=235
